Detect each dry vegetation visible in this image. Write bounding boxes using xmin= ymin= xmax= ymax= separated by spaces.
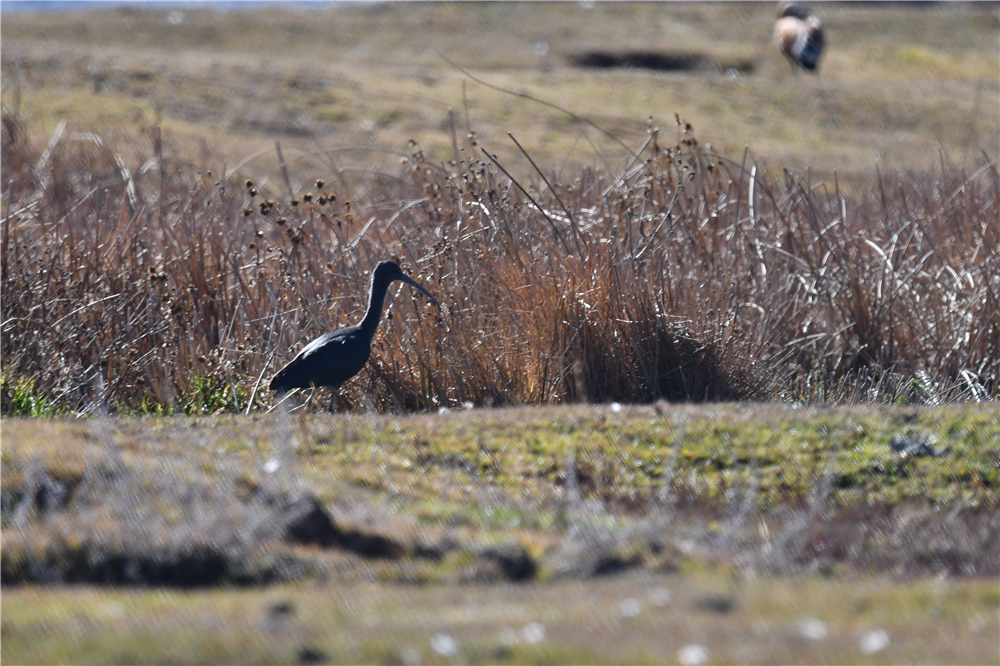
xmin=2 ymin=6 xmax=999 ymax=664
xmin=1 ymin=98 xmax=998 ymax=415
xmin=3 ymin=2 xmax=998 ymax=415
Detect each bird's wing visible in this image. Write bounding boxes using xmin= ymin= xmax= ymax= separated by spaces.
xmin=297 ymin=326 xmax=358 ymax=360
xmin=270 ymin=325 xmax=368 ymax=391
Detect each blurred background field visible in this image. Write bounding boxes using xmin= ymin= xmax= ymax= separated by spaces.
xmin=3 ymin=1 xmax=998 ymax=189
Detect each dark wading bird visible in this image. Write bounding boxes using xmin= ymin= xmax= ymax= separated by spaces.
xmin=774 ymin=2 xmax=824 ymax=72
xmin=269 ymin=260 xmax=439 ymax=412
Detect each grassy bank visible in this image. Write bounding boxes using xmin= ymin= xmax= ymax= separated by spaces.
xmin=3 ymin=403 xmax=999 ymax=663
xmin=4 ymin=404 xmax=998 ymax=585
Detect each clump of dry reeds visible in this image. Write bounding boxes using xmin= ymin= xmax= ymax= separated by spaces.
xmin=2 ymin=106 xmax=997 ymax=414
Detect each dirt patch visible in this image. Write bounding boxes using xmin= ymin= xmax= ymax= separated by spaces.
xmin=568 ymin=49 xmax=715 ymax=72
xmin=567 ymin=49 xmax=757 ymax=75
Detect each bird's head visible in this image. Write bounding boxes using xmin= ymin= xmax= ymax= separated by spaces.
xmin=777 ymin=2 xmax=811 ymax=20
xmin=373 ymin=260 xmax=440 ymax=310
xmin=374 ymin=260 xmax=406 ymax=281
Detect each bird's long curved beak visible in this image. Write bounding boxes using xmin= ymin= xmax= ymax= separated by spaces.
xmin=400 ymin=274 xmax=441 ymax=310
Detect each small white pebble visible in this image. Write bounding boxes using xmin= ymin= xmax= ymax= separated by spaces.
xmin=678 ymin=643 xmax=709 ymax=665
xmin=795 ymin=617 xmax=827 ymax=640
xmin=263 ymin=458 xmax=280 ymax=474
xmin=611 ymin=402 xmax=622 ymax=413
xmin=438 ymin=407 xmax=450 ymax=415
xmin=462 ymin=401 xmax=474 ymax=410
xmin=649 ymin=587 xmax=672 ymax=607
xmin=619 ymin=598 xmax=642 ymax=618
xmin=522 ymin=622 xmax=545 ymax=644
xmin=859 ymin=628 xmax=889 ymax=654
xmin=430 ymin=633 xmax=457 ymax=656
xmin=401 ymin=646 xmax=422 ymax=665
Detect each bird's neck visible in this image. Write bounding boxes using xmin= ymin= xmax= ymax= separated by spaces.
xmin=358 ymin=271 xmax=392 ymax=340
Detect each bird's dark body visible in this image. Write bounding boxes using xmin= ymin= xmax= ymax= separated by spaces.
xmin=797 ymin=39 xmax=822 ymax=71
xmin=268 ymin=260 xmax=438 ymax=411
xmin=268 ymin=325 xmax=370 ymax=392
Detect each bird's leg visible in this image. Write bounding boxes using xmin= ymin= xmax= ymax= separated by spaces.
xmin=327 ymin=385 xmax=341 ymax=413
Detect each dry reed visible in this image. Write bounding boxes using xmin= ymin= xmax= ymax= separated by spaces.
xmin=2 ymin=108 xmax=997 ymax=414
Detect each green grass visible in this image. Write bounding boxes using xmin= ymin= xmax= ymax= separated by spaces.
xmin=0 ymin=372 xmax=59 ymax=417
xmin=284 ymin=404 xmax=1000 ymax=514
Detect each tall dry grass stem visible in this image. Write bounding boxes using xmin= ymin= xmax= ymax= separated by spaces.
xmin=2 ymin=107 xmax=997 ymax=414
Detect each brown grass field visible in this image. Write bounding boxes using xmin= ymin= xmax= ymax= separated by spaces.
xmin=3 ymin=2 xmax=998 ymax=187
xmin=2 ymin=2 xmax=999 ymax=664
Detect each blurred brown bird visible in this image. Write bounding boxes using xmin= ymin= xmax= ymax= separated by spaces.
xmin=774 ymin=2 xmax=824 ymax=72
